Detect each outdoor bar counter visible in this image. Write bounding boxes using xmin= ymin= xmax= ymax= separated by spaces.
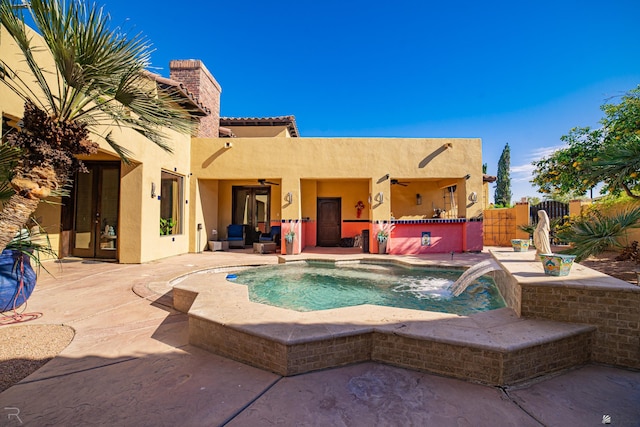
xmin=385 ymin=218 xmax=483 ymax=255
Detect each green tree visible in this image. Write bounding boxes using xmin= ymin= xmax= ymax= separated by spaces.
xmin=494 ymin=143 xmax=512 ymax=206
xmin=0 ymin=0 xmax=195 ymax=252
xmin=532 ymin=86 xmax=640 ymax=199
xmin=527 ymin=196 xmax=541 ymax=206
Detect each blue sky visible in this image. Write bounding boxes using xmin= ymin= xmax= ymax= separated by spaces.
xmin=103 ymin=0 xmax=640 ymax=202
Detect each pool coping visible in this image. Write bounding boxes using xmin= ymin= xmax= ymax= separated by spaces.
xmin=173 ymin=255 xmax=598 ymax=384
xmin=179 ymin=261 xmax=584 ymax=352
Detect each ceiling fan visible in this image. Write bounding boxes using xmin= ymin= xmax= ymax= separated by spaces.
xmin=258 ymin=179 xmax=279 ymax=186
xmin=391 ymin=179 xmax=410 ymax=187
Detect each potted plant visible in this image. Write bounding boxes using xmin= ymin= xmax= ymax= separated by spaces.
xmin=0 ymin=139 xmax=56 ymax=316
xmin=376 ymin=223 xmax=394 ymax=254
xmin=0 ymin=222 xmax=56 ymax=314
xmin=285 ymin=229 xmax=296 ymax=255
xmin=160 ymin=217 xmax=176 ymax=236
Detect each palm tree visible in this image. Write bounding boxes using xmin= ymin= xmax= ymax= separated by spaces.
xmin=0 ymin=0 xmax=195 ymax=252
xmin=557 ymin=207 xmax=640 ymax=262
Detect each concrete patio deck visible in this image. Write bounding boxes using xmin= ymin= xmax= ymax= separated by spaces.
xmin=0 ymin=248 xmax=638 ymax=426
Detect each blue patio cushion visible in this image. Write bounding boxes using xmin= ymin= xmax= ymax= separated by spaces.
xmin=259 ymin=225 xmax=281 ymax=242
xmin=227 ymin=224 xmax=244 ymax=241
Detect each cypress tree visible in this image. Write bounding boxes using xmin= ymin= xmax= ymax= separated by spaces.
xmin=495 ymin=143 xmax=512 ymax=206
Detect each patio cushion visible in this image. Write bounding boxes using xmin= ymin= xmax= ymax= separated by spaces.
xmin=259 ymin=225 xmax=281 ymax=243
xmin=227 ymin=224 xmax=245 ymax=248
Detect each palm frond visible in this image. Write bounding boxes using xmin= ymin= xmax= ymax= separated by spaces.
xmin=5 ymin=219 xmax=58 ymax=274
xmin=0 ymin=59 xmax=51 ymax=111
xmin=559 ymin=206 xmax=640 ymax=261
xmin=0 ymin=0 xmax=59 ymax=113
xmin=0 ymin=142 xmax=22 ymax=204
xmin=102 ymin=131 xmax=133 ymax=164
xmin=1 ymin=0 xmax=196 ymax=163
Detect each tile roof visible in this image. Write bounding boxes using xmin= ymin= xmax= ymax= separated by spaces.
xmin=219 ymin=116 xmax=300 ymax=137
xmin=142 ymin=71 xmax=211 ymax=117
xmin=483 ymin=174 xmax=497 ymax=183
xmin=219 ymin=126 xmax=236 ymax=138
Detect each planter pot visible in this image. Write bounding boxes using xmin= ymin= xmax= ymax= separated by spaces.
xmin=0 ymin=249 xmax=37 ymax=312
xmin=540 ymin=253 xmax=576 ymax=277
xmin=511 ymin=239 xmax=530 ymax=252
xmin=285 ymin=240 xmax=295 ymax=255
xmin=378 ymin=240 xmax=387 ymax=254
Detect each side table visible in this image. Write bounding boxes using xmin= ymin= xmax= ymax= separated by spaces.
xmin=208 ymin=240 xmax=229 ymax=251
xmin=253 ymin=242 xmax=276 ymax=254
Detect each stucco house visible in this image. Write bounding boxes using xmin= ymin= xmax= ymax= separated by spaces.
xmin=1 ymin=26 xmax=488 ymax=263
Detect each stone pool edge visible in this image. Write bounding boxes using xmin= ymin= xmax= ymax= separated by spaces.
xmin=172 ymin=255 xmax=604 ymax=385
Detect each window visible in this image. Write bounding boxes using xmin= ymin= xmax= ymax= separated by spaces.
xmin=160 ymin=171 xmax=183 ymax=235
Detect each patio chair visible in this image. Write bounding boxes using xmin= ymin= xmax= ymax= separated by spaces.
xmin=259 ymin=225 xmax=281 ymax=245
xmin=226 ymin=224 xmax=245 ymax=248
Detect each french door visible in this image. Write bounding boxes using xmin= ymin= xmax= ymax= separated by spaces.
xmin=232 ymin=186 xmax=271 ymax=244
xmin=72 ymin=162 xmax=121 ymax=259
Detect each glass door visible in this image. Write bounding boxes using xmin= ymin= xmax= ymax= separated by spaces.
xmin=72 ymin=162 xmax=120 ymax=259
xmin=232 ymin=186 xmax=271 ymax=244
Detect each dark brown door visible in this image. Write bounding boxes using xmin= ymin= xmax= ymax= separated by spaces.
xmin=317 ymin=198 xmax=341 ymax=246
xmin=72 ymin=162 xmax=120 ymax=259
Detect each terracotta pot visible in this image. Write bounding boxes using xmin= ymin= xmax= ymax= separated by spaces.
xmin=285 ymin=240 xmax=295 ymax=255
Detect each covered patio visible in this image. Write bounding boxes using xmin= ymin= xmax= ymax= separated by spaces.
xmin=190 ymin=134 xmax=486 ymax=256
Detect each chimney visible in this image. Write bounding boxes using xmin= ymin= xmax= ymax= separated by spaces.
xmin=169 ymin=59 xmax=221 ymax=138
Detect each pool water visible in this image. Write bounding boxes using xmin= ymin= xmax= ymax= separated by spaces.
xmin=230 ymin=262 xmax=505 ymax=315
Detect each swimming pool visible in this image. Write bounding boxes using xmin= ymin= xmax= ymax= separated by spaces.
xmin=229 ymin=261 xmax=505 ymax=315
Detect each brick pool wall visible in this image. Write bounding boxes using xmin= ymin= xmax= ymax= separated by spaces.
xmin=372 ymin=330 xmax=591 ymax=385
xmin=520 ymin=285 xmax=640 ymax=369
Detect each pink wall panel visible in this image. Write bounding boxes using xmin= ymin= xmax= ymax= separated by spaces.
xmin=388 ymin=223 xmax=465 ymax=255
xmin=465 ymin=221 xmax=483 ymax=251
xmin=303 ymin=220 xmax=316 ymax=247
xmin=342 ymin=222 xmax=368 ymax=239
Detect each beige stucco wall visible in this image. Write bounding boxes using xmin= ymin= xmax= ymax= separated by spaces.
xmin=2 ymin=24 xmax=485 ymax=259
xmin=224 ymin=125 xmax=291 ymax=138
xmin=1 ymin=25 xmax=192 ymax=263
xmin=76 ymin=125 xmax=192 ymax=263
xmin=0 ymin=27 xmax=54 ymax=117
xmin=190 ymin=137 xmax=484 ymax=237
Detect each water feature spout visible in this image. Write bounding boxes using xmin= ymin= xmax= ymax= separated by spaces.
xmin=448 ymin=259 xmax=503 ymax=297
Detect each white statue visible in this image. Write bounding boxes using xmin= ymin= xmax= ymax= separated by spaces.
xmin=533 ymin=210 xmax=552 ymax=258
